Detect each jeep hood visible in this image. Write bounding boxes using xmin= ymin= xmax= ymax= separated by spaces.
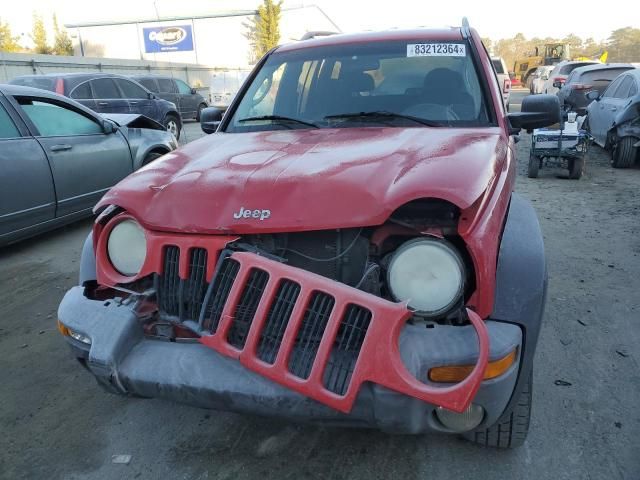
xmin=97 ymin=127 xmax=506 ymax=234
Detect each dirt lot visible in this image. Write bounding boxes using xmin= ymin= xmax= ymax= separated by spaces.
xmin=1 ymin=115 xmax=639 ymax=479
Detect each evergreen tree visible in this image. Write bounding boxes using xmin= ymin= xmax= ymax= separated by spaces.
xmin=52 ymin=14 xmax=73 ymax=55
xmin=0 ymin=18 xmax=21 ymax=52
xmin=250 ymin=0 xmax=283 ymax=61
xmin=30 ymin=14 xmax=51 ymax=54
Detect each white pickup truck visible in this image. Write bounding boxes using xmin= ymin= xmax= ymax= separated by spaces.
xmin=491 ymin=57 xmax=511 ymax=110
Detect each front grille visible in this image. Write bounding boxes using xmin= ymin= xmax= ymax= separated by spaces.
xmin=155 ymin=246 xmax=208 ymax=322
xmin=323 ymin=304 xmax=372 ymax=395
xmin=155 ymin=248 xmax=372 ymax=397
xmin=227 ymin=268 xmax=269 ymax=349
xmin=200 ymin=257 xmax=240 ymax=332
xmin=288 ymin=292 xmax=335 ymax=379
xmin=256 ymin=280 xmax=301 ymax=364
xmin=157 ymin=245 xmax=180 ymax=316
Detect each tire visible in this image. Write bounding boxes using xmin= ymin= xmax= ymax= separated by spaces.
xmin=142 ymin=151 xmax=164 ymax=166
xmin=163 ymin=114 xmax=181 ymax=140
xmin=568 ymin=156 xmax=585 ymax=179
xmin=196 ymin=103 xmax=207 ymax=122
xmin=463 ymin=370 xmax=532 ymax=448
xmin=612 ymin=136 xmax=637 ymax=169
xmin=528 ymin=153 xmax=539 ymax=178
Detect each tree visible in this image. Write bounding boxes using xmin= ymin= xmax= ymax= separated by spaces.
xmin=247 ymin=0 xmax=282 ymax=62
xmin=0 ymin=17 xmax=21 ymax=52
xmin=30 ymin=14 xmax=51 ymax=54
xmin=607 ymin=27 xmax=640 ymax=62
xmin=52 ymin=14 xmax=73 ymax=55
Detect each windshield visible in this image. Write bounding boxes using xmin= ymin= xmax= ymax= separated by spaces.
xmin=225 ymin=40 xmax=491 ymax=132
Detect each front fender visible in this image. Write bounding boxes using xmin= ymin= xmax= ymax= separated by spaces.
xmin=491 ymin=192 xmax=547 ymax=415
xmin=79 ymin=231 xmax=97 ymax=286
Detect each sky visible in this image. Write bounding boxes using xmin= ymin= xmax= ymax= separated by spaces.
xmin=1 ymin=0 xmax=635 ymax=46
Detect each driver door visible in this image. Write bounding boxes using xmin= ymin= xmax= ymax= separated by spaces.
xmin=14 ymin=95 xmax=133 ymax=216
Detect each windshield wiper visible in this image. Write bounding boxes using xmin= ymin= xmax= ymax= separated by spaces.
xmin=238 ymin=115 xmax=319 ymax=128
xmin=324 ymin=111 xmax=442 ymax=127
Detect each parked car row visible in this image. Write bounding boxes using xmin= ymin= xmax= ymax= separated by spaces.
xmin=525 ymin=59 xmax=639 ymax=169
xmin=8 ymin=73 xmax=208 ymax=140
xmin=0 ymin=84 xmax=177 ymax=246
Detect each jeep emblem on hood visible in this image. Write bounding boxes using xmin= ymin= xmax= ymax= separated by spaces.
xmin=233 ymin=207 xmax=271 ymax=221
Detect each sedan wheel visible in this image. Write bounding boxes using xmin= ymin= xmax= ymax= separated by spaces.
xmin=164 ymin=115 xmax=181 ymax=140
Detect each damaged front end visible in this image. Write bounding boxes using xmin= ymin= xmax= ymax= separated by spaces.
xmin=59 ymin=197 xmax=523 ymax=433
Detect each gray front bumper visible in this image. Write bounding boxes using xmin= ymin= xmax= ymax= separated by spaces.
xmin=59 ymin=287 xmax=522 ymax=434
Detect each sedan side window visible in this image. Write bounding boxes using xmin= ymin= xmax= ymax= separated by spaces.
xmin=70 ymin=82 xmax=93 ymax=99
xmin=0 ymin=103 xmax=20 ymax=138
xmin=630 ymin=80 xmax=638 ymax=97
xmin=91 ymin=78 xmax=122 ymax=99
xmin=116 ymin=79 xmax=148 ymax=99
xmin=602 ymin=76 xmax=623 ymax=98
xmin=176 ymin=79 xmax=192 ymax=94
xmin=612 ymin=76 xmax=633 ymax=99
xmin=17 ymin=98 xmax=103 ymax=136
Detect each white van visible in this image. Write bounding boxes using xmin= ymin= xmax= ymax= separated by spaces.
xmin=209 ymin=70 xmax=251 ymax=109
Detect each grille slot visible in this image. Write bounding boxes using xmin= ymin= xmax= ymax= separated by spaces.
xmin=157 ymin=245 xmax=180 ymax=316
xmin=323 ymin=304 xmax=372 ymax=395
xmin=226 ymin=268 xmax=270 ymax=349
xmin=288 ymin=292 xmax=335 ymax=379
xmin=200 ymin=257 xmax=241 ymax=333
xmin=184 ymin=248 xmax=208 ymax=322
xmin=256 ymin=279 xmax=301 ymax=364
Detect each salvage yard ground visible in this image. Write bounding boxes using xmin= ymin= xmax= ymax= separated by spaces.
xmin=0 ymin=100 xmax=639 ymax=479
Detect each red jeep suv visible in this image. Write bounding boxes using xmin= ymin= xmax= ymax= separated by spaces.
xmin=58 ymin=20 xmax=559 ymax=448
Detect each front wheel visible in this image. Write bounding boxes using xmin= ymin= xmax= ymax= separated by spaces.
xmin=196 ymin=103 xmax=207 ymax=121
xmin=528 ymin=153 xmax=539 ymax=178
xmin=463 ymin=370 xmax=532 ymax=448
xmin=163 ymin=114 xmax=181 ymax=140
xmin=568 ymin=156 xmax=585 ymax=179
xmin=612 ymin=136 xmax=637 ymax=168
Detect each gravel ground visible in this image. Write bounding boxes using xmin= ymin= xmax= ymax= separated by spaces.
xmin=1 ymin=104 xmax=639 ymax=480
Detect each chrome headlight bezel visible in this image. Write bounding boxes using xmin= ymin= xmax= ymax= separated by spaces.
xmin=106 ymin=218 xmax=147 ymax=277
xmin=387 ymin=237 xmax=465 ymax=317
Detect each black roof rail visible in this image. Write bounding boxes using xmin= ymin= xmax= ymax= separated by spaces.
xmin=461 ymin=17 xmax=471 ymax=39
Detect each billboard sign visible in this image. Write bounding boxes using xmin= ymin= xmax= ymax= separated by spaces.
xmin=143 ymin=25 xmax=193 ymax=53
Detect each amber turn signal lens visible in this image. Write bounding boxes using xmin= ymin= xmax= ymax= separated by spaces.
xmin=57 ymin=320 xmax=70 ymax=337
xmin=428 ymin=349 xmax=517 ymax=383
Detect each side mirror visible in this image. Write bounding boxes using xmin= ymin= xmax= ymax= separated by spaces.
xmin=191 ymin=87 xmax=197 ymax=95
xmin=102 ymin=120 xmax=116 ymax=134
xmin=552 ymin=81 xmax=563 ymax=88
xmin=507 ymin=94 xmax=561 ymax=134
xmin=200 ymin=107 xmax=223 ymax=134
xmin=586 ymin=90 xmax=600 ymax=101
xmin=541 ymin=75 xmax=549 ymax=81
xmin=147 ymin=92 xmax=155 ymax=100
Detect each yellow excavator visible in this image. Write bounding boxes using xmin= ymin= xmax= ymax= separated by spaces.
xmin=513 ymin=44 xmax=608 ymax=86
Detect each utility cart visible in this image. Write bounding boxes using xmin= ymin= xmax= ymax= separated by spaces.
xmin=528 ymin=126 xmax=591 ymax=179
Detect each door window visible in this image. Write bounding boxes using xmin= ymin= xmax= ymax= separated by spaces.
xmin=629 ymin=80 xmax=638 ymax=97
xmin=91 ymin=78 xmax=122 ymax=99
xmin=116 ymin=79 xmax=148 ymax=99
xmin=602 ymin=76 xmax=624 ymax=98
xmin=176 ymin=79 xmax=192 ymax=94
xmin=17 ymin=98 xmax=103 ymax=136
xmin=138 ymin=78 xmax=158 ymax=92
xmin=612 ymin=76 xmax=633 ymax=99
xmin=0 ymin=104 xmax=20 ymax=138
xmin=157 ymin=78 xmax=175 ymax=94
xmin=70 ymin=82 xmax=93 ymax=99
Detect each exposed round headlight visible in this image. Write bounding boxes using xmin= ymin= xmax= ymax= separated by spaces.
xmin=387 ymin=238 xmax=464 ymax=316
xmin=107 ymin=219 xmax=147 ymax=276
